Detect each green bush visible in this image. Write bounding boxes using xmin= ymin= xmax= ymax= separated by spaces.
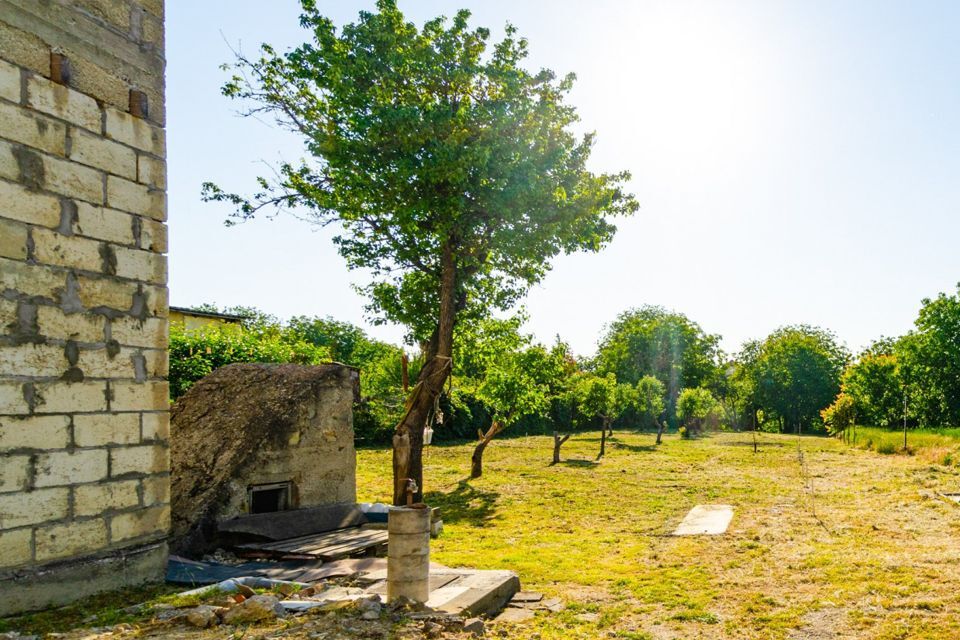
xmin=168 ymin=322 xmax=328 ymax=399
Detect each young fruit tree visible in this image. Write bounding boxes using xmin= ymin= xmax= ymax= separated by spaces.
xmin=471 ymin=344 xmax=562 ymax=478
xmin=203 ymin=0 xmax=638 ymax=504
xmin=574 ymin=373 xmax=620 ymax=459
xmin=636 ymin=375 xmax=667 ymax=443
xmin=677 ymin=387 xmax=719 ymax=435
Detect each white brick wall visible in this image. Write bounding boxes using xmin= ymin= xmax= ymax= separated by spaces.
xmin=0 ymin=44 xmax=169 ymax=574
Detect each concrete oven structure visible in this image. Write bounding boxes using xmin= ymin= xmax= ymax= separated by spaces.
xmin=169 ymin=363 xmax=360 ymax=554
xmin=0 ymin=0 xmax=169 ymax=616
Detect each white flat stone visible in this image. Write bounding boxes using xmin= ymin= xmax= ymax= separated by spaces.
xmin=672 ymin=504 xmax=733 ymax=535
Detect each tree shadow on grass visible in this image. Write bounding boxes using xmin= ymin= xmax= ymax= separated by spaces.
xmin=554 ymin=458 xmax=599 ymax=469
xmin=723 ymin=440 xmax=789 ymax=447
xmin=423 ymin=480 xmax=500 ymax=526
xmin=613 ymin=441 xmax=658 ymax=454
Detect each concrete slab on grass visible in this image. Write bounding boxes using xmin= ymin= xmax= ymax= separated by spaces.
xmin=673 ymin=504 xmax=734 ymax=535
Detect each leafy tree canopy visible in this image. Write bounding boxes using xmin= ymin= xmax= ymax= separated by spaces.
xmin=897 ymin=284 xmax=960 ymax=426
xmin=594 ymin=306 xmax=721 ymax=422
xmin=204 ymin=0 xmax=638 ymax=345
xmin=744 ymin=325 xmax=848 ymax=432
xmin=841 ymin=352 xmax=902 ymax=428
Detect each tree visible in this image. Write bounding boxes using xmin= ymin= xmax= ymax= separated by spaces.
xmin=573 ymin=373 xmax=619 ymax=458
xmin=821 ymin=392 xmax=856 ymax=441
xmin=897 ymin=285 xmax=960 ymax=427
xmin=595 ymin=306 xmax=720 ymax=427
xmin=471 ymin=344 xmax=563 ymax=477
xmin=744 ymin=325 xmax=848 ymax=433
xmin=204 ymin=1 xmax=638 ymax=504
xmin=840 ymin=351 xmax=902 ymax=428
xmin=677 ymin=387 xmax=719 ymax=434
xmin=168 ymin=320 xmax=328 ymax=399
xmin=635 ymin=375 xmax=667 ymax=443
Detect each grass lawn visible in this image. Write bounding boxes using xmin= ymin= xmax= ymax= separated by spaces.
xmin=357 ymin=430 xmax=960 ymax=639
xmin=847 ymin=425 xmax=960 ymax=461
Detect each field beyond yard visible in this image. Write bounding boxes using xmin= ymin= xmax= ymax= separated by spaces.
xmin=358 ymin=431 xmax=960 ymax=639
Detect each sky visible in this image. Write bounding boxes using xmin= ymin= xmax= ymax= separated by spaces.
xmin=166 ymin=1 xmax=960 ymax=357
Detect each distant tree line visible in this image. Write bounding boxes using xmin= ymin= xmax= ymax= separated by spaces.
xmin=168 ymin=282 xmax=960 ymax=472
xmin=822 ymin=284 xmax=960 ymax=434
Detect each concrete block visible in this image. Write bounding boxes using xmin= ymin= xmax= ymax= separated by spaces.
xmin=74 ymin=479 xmax=141 ymax=516
xmin=32 ymin=227 xmax=104 ymax=272
xmin=69 ymin=0 xmax=132 ymax=32
xmin=111 ymin=381 xmax=168 ymax=412
xmin=0 ymin=139 xmax=17 ymax=180
xmin=0 ymin=297 xmax=16 ymax=330
xmin=0 ymin=541 xmax=167 ymax=616
xmin=75 ymin=202 xmax=136 ymax=245
xmin=141 ymin=348 xmax=168 ymax=379
xmin=0 ymin=455 xmax=30 ymax=492
xmin=0 ymin=487 xmax=70 ymax=528
xmin=141 ymin=283 xmax=169 ymax=317
xmin=35 ymin=518 xmax=109 ymax=562
xmin=39 ymin=152 xmax=104 ymax=204
xmin=110 ymin=504 xmax=169 ymax=542
xmin=76 ymin=273 xmax=137 ymax=311
xmin=104 ymin=107 xmax=165 ymax=155
xmin=139 ymin=216 xmax=167 ymax=253
xmin=0 ymin=101 xmax=67 ymax=156
xmin=111 ymin=443 xmax=168 ymax=476
xmin=76 ymin=346 xmax=138 ymax=379
xmin=0 ymin=415 xmax=71 ymax=450
xmin=114 ymin=246 xmax=166 ymax=284
xmin=0 ymin=380 xmax=29 ymax=414
xmin=0 ymin=58 xmax=19 ymax=103
xmin=26 ymin=74 xmax=101 ymax=132
xmin=141 ymin=411 xmax=169 ymax=442
xmin=0 ymin=217 xmax=28 ymax=259
xmin=141 ymin=474 xmax=169 ymax=506
xmin=673 ymin=504 xmax=734 ymax=536
xmin=111 ymin=316 xmax=166 ymax=348
xmin=0 ymin=179 xmax=63 ymax=227
xmin=0 ymin=20 xmax=48 ymax=77
xmin=0 ymin=342 xmax=69 ymax=377
xmin=74 ymin=412 xmax=140 ymax=447
xmin=106 ymin=174 xmax=165 ymax=219
xmin=70 ymin=128 xmax=137 ymax=180
xmin=33 ymin=381 xmax=108 ymax=413
xmin=0 ymin=257 xmax=67 ymax=301
xmin=0 ymin=527 xmax=33 ymax=569
xmin=34 ymin=448 xmax=109 ymax=487
xmin=36 ymin=306 xmax=104 ymax=343
xmin=137 ymin=153 xmax=165 ymax=188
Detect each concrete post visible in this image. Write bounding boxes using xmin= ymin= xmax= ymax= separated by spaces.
xmin=387 ymin=506 xmax=431 ymax=602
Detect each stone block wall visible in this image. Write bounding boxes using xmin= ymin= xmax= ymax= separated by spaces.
xmin=0 ymin=0 xmax=168 ymax=615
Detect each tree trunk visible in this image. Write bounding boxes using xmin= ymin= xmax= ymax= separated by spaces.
xmin=471 ymin=440 xmax=488 ymax=479
xmin=392 ymin=241 xmax=457 ymax=505
xmin=599 ymin=417 xmax=610 ymax=459
xmin=471 ymin=420 xmax=503 ymax=479
xmin=655 ymin=419 xmax=665 ymax=445
xmin=552 ymin=431 xmax=570 ymax=465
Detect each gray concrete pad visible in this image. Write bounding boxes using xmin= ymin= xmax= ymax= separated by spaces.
xmin=340 ymin=557 xmax=519 ymax=616
xmin=673 ymin=504 xmax=734 ymax=535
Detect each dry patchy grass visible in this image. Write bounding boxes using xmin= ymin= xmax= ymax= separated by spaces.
xmin=6 ymin=430 xmax=960 ymax=640
xmin=356 ymin=430 xmax=960 ymax=639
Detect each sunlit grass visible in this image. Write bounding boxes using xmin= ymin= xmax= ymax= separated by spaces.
xmin=356 ymin=430 xmax=960 ymax=639
xmin=842 ymin=426 xmax=960 ymax=464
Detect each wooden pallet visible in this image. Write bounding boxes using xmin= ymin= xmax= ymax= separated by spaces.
xmin=236 ymin=526 xmax=388 ymax=561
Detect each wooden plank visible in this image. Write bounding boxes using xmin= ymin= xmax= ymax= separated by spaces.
xmin=236 ymin=527 xmax=388 ymax=559
xmin=301 ymin=531 xmax=388 ymax=558
xmin=290 ymin=530 xmax=386 ymax=555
